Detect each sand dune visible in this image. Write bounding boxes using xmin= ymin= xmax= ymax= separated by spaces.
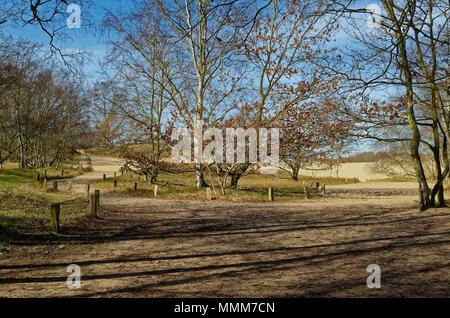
xmin=298 ymin=162 xmax=387 ymax=181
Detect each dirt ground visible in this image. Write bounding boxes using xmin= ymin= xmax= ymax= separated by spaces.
xmin=0 ymin=156 xmax=449 ymax=297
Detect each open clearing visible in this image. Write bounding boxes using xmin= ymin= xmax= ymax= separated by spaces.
xmin=0 ymin=156 xmax=449 ymax=297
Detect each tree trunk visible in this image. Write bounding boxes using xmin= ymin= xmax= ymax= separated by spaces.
xmin=381 ymin=0 xmax=431 ymax=210
xmin=430 ymin=147 xmax=446 ymax=207
xmin=409 ymin=117 xmax=430 ymax=211
xmin=195 ymin=163 xmax=207 ymax=188
xmin=409 ymin=124 xmax=430 ymax=210
xmin=291 ymin=165 xmax=299 ymax=181
xmin=230 ymin=174 xmax=241 ymax=189
xmin=437 ymin=185 xmax=445 ymax=207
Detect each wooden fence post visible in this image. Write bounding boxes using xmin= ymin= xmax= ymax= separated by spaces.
xmin=134 ymin=182 xmax=138 ymax=191
xmin=61 ymin=170 xmax=64 ymax=177
xmin=321 ymin=184 xmax=326 ymax=194
xmin=304 ymin=187 xmax=310 ymax=199
xmin=268 ymin=187 xmax=274 ymax=201
xmin=103 ymin=174 xmax=106 ymax=181
xmin=36 ymin=173 xmax=40 ymax=182
xmin=50 ymin=203 xmax=60 ymax=234
xmin=154 ymin=185 xmax=158 ymax=197
xmin=114 ymin=179 xmax=118 ymax=187
xmin=95 ymin=190 xmax=100 ymax=208
xmin=206 ymin=187 xmax=212 ymax=200
xmin=90 ymin=194 xmax=97 ymax=217
xmin=315 ymin=182 xmax=320 ymax=191
xmin=52 ymin=181 xmax=58 ymax=191
xmin=86 ymin=184 xmax=90 ymax=198
xmin=114 ymin=172 xmax=116 ymax=179
xmin=121 ymin=168 xmax=124 ymax=176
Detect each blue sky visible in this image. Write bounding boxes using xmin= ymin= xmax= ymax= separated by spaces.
xmin=5 ymin=0 xmax=136 ymax=79
xmin=5 ymin=0 xmax=384 ymax=80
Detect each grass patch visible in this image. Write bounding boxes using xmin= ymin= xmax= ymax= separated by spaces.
xmin=2 ymin=154 xmax=92 ymax=181
xmin=0 ymin=164 xmax=91 ymax=247
xmin=0 ymin=190 xmax=89 ymax=231
xmin=91 ymin=169 xmax=357 ymax=202
xmin=85 ymin=146 xmax=120 ymax=157
xmin=0 ymin=168 xmax=37 ymax=191
xmin=35 ymin=163 xmax=93 ymax=181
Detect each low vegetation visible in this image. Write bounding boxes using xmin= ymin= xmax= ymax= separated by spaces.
xmin=90 ymin=169 xmax=359 ymax=203
xmin=0 ymin=159 xmax=92 ymax=251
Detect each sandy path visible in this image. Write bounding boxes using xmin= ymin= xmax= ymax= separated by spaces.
xmin=54 ymin=154 xmax=125 ymax=193
xmin=0 ymin=157 xmax=449 ymax=297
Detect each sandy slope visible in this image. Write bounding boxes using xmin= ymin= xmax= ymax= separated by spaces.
xmin=298 ymin=162 xmax=387 ymax=181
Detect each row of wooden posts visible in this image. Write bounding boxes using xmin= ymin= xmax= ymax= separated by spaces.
xmin=103 ymin=171 xmax=161 ymax=197
xmin=37 ymin=165 xmax=85 ymax=182
xmin=103 ymin=169 xmax=326 ymax=202
xmin=48 ymin=169 xmax=326 ymax=233
xmin=203 ymin=182 xmax=325 ymax=202
xmin=267 ymin=182 xmax=325 ymax=201
xmin=37 ymin=173 xmax=59 ymax=191
xmin=37 ymin=165 xmax=87 ymax=190
xmin=48 ymin=170 xmax=155 ymax=233
xmin=47 ymin=169 xmax=150 ymax=234
xmin=50 ymin=189 xmax=100 ymax=234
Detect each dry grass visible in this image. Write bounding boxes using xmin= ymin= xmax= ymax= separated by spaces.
xmin=90 ymin=169 xmax=359 ymax=202
xmin=2 ymin=154 xmax=91 ymax=181
xmin=0 ymin=154 xmax=96 ymax=251
xmin=85 ymin=147 xmax=121 ymax=157
xmin=0 ymin=171 xmax=91 ymax=251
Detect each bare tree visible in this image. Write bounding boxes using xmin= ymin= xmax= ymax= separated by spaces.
xmin=0 ymin=42 xmax=89 ymax=168
xmin=150 ymin=0 xmax=253 ymax=187
xmin=326 ymin=0 xmax=449 ymax=210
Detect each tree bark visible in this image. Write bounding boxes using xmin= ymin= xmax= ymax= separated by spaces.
xmin=291 ymin=166 xmax=299 ymax=181
xmin=230 ymin=173 xmax=241 ymax=189
xmin=382 ymin=0 xmax=431 ymax=210
xmin=195 ymin=163 xmax=208 ymax=188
